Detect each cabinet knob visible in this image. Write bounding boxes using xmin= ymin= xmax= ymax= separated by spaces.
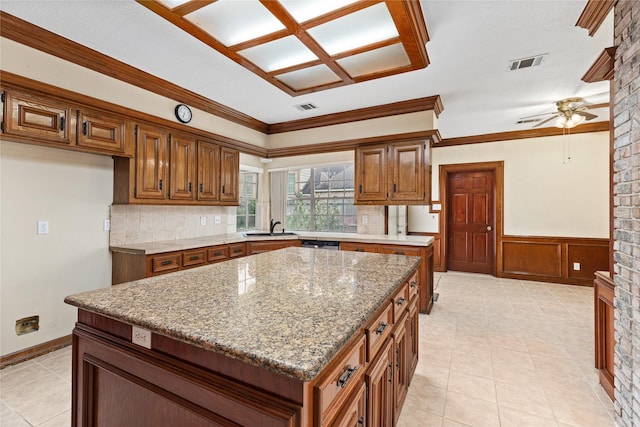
xmin=375 ymin=322 xmax=388 ymax=335
xmin=397 ymin=297 xmax=406 ymax=306
xmin=487 ymin=225 xmax=493 ymax=231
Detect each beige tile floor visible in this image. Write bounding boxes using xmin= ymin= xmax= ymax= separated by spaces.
xmin=0 ymin=272 xmax=615 ymax=426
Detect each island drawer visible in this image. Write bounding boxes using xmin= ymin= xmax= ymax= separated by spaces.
xmin=379 ymin=245 xmax=422 ymax=257
xmin=408 ymin=271 xmax=419 ymax=302
xmin=182 ymin=249 xmax=206 ymax=267
xmin=207 ymin=245 xmax=229 ymax=262
xmin=392 ymin=283 xmax=410 ymax=323
xmin=228 ymin=243 xmax=246 ymax=258
xmin=149 ymin=252 xmax=181 ymax=274
xmin=365 ymin=302 xmax=393 ymax=362
xmin=340 ymin=242 xmax=378 ymax=253
xmin=314 ymin=334 xmax=366 ymax=426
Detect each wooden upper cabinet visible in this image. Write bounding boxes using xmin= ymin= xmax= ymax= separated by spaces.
xmin=135 ymin=124 xmax=169 ymax=200
xmin=77 ymin=108 xmax=131 ymax=155
xmin=389 ymin=141 xmax=426 ymax=202
xmin=198 ymin=141 xmax=220 ymax=202
xmin=169 ymin=133 xmax=196 ymax=201
xmin=219 ymin=146 xmax=239 ymax=203
xmin=355 ymin=145 xmax=388 ymax=202
xmin=3 ymin=90 xmax=74 ymax=145
xmin=355 ymin=140 xmax=430 ymax=205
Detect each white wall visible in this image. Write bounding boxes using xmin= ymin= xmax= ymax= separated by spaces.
xmin=1 ymin=141 xmax=113 ymax=355
xmin=408 ymin=132 xmax=610 ymax=238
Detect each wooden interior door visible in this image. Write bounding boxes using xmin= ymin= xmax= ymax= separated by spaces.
xmin=447 ymin=171 xmax=495 ymax=274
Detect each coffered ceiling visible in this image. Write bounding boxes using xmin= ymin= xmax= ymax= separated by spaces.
xmin=0 ymin=1 xmax=614 ymax=139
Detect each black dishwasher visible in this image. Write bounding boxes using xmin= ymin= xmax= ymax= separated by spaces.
xmin=300 ymin=240 xmax=341 ymax=250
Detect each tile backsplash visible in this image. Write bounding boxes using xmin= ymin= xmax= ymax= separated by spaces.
xmin=110 ymin=205 xmax=237 ymax=245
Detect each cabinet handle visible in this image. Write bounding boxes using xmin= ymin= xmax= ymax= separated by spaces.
xmin=189 ymin=182 xmax=192 ymax=192
xmin=375 ymin=322 xmax=388 ymax=335
xmin=355 ymin=248 xmax=364 ymax=252
xmin=397 ymin=297 xmax=406 ymax=306
xmin=393 ymin=183 xmax=397 ymax=193
xmin=159 ymin=179 xmax=163 ymax=190
xmin=396 ymin=348 xmax=401 ymax=369
xmin=188 ymin=255 xmax=199 ymax=261
xmin=388 ymin=361 xmax=393 ymax=383
xmin=160 ymin=260 xmax=172 ymax=266
xmin=222 ymin=185 xmax=225 ymax=194
xmin=336 ymin=365 xmax=358 ymax=388
xmin=394 ymin=251 xmax=405 ymax=255
xmin=357 ymin=417 xmax=364 ymax=426
xmin=233 ymin=248 xmax=242 ymax=253
xmin=359 ymin=184 xmax=362 ymax=194
xmin=410 ymin=281 xmax=417 ymax=289
xmin=213 ymin=251 xmax=223 ymax=256
xmin=82 ymin=121 xmax=87 ymax=135
xmin=199 ymin=183 xmax=203 ymax=193
xmin=59 ymin=116 xmax=65 ymax=131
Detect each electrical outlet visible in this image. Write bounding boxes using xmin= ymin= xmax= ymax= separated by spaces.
xmin=200 ymin=216 xmax=207 ymax=226
xmin=37 ymin=221 xmax=49 ymax=234
xmin=103 ymin=219 xmax=111 ymax=231
xmin=361 ymin=214 xmax=369 ymax=224
xmin=132 ymin=326 xmax=152 ymax=349
xmin=573 ymin=262 xmax=581 ymax=271
xmin=214 ymin=216 xmax=221 ymax=224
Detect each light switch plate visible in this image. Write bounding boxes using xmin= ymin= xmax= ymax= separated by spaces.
xmin=573 ymin=262 xmax=581 ymax=271
xmin=103 ymin=219 xmax=111 ymax=231
xmin=200 ymin=216 xmax=206 ymax=226
xmin=362 ymin=214 xmax=369 ymax=224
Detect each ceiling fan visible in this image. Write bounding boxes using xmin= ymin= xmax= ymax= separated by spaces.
xmin=521 ymin=97 xmax=600 ymax=128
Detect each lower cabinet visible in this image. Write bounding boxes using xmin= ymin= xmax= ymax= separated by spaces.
xmin=330 ymin=381 xmax=367 ymax=427
xmin=247 ymin=239 xmax=301 ymax=254
xmin=366 ymin=338 xmax=394 ymax=427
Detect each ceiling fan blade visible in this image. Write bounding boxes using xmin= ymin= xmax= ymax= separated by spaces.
xmin=520 ymin=111 xmax=556 ymax=119
xmin=532 ymin=115 xmax=558 ymax=128
xmin=577 ymin=111 xmax=598 ymax=120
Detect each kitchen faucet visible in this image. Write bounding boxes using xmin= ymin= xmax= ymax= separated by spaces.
xmin=270 ymin=219 xmax=281 ymax=234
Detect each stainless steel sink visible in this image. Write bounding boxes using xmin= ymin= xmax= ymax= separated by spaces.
xmin=244 ymin=232 xmax=297 ymax=237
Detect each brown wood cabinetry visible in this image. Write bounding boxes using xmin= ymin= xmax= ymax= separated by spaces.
xmin=594 ymin=271 xmax=615 ymax=401
xmin=1 ymin=89 xmax=134 ymax=156
xmin=341 ymin=242 xmax=379 ymax=253
xmin=114 ymin=129 xmax=239 ymax=205
xmin=247 ymin=239 xmax=301 ymax=254
xmin=366 ymin=338 xmax=394 ymax=427
xmin=228 ymin=242 xmax=246 ymax=258
xmin=392 ymin=311 xmax=409 ymax=426
xmin=355 ymin=140 xmax=430 ymax=205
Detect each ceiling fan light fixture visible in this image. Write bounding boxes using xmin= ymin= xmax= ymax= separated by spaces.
xmin=556 ymin=113 xmax=586 ymax=128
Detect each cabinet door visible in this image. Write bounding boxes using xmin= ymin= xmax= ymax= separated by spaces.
xmin=219 ymin=147 xmax=239 ymax=203
xmin=393 ymin=312 xmax=409 ymax=425
xmin=366 ymin=338 xmax=394 ymax=427
xmin=388 ymin=141 xmax=425 ymax=202
xmin=329 ymin=382 xmax=366 ymax=427
xmin=169 ymin=134 xmax=196 ymax=200
xmin=408 ymin=299 xmax=419 ymax=382
xmin=355 ymin=145 xmax=387 ymax=202
xmin=135 ymin=125 xmax=169 ymax=199
xmin=3 ymin=90 xmax=74 ymax=145
xmin=77 ymin=108 xmax=129 ymax=155
xmin=198 ymin=141 xmax=220 ymax=202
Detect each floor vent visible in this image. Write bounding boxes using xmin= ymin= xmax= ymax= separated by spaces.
xmin=295 ymin=102 xmax=318 ymax=111
xmin=509 ymin=54 xmax=545 ymax=71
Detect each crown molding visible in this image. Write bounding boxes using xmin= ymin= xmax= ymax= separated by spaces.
xmin=436 ymin=121 xmax=610 ymax=147
xmin=576 ymin=0 xmax=615 ymax=36
xmin=268 ymin=95 xmax=443 ymax=134
xmin=0 ymin=11 xmax=269 ymax=134
xmin=583 ymin=47 xmax=617 ymax=82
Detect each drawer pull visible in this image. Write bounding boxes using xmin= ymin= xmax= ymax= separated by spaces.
xmin=375 ymin=322 xmax=388 ymax=335
xmin=233 ymin=248 xmax=242 ymax=253
xmin=410 ymin=281 xmax=417 ymax=288
xmin=337 ymin=365 xmax=358 ymax=388
xmin=397 ymin=297 xmax=406 ymax=306
xmin=394 ymin=251 xmax=405 ymax=255
xmin=160 ymin=260 xmax=172 ymax=266
xmin=188 ymin=255 xmax=200 ymax=261
xmin=358 ymin=416 xmax=364 ymax=426
xmin=213 ymin=251 xmax=223 ymax=256
xmin=355 ymin=248 xmax=364 ymax=252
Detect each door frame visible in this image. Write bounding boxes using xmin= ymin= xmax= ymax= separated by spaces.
xmin=439 ymin=161 xmax=504 ymax=275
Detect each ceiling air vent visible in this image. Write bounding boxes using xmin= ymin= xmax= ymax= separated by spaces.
xmin=509 ymin=54 xmax=545 ymax=71
xmin=517 ymin=118 xmax=541 ymax=124
xmin=295 ymin=102 xmax=318 ymax=112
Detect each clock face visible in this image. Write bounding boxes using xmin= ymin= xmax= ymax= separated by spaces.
xmin=175 ymin=104 xmax=192 ymax=123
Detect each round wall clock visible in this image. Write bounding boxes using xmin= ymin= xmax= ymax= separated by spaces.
xmin=175 ymin=104 xmax=192 ymax=123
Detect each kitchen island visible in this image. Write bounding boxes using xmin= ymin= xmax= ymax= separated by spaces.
xmin=66 ymin=247 xmax=421 ymax=426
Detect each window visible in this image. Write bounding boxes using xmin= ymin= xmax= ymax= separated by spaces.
xmin=285 ymin=164 xmax=356 ymax=233
xmin=237 ymin=171 xmax=258 ymax=231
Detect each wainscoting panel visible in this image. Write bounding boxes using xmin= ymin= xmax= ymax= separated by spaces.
xmin=502 ymin=241 xmax=562 ymax=278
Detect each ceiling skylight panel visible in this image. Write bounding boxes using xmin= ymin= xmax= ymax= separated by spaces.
xmin=307 ymin=3 xmax=398 ymax=55
xmin=276 ymin=65 xmax=341 ymax=91
xmin=185 ymin=0 xmax=285 ymax=46
xmin=239 ymin=36 xmax=318 ymax=72
xmin=337 ymin=43 xmax=410 ymax=77
xmin=278 ymin=0 xmax=359 ymax=23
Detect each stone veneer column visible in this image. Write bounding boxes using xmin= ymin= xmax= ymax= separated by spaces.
xmin=613 ymin=1 xmax=640 ymax=425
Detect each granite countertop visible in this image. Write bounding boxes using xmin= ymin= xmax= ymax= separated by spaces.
xmin=110 ymin=231 xmax=434 ymax=255
xmin=65 ymin=247 xmax=421 ymax=382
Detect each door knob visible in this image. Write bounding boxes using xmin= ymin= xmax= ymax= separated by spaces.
xmin=487 ymin=225 xmax=492 ymax=231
